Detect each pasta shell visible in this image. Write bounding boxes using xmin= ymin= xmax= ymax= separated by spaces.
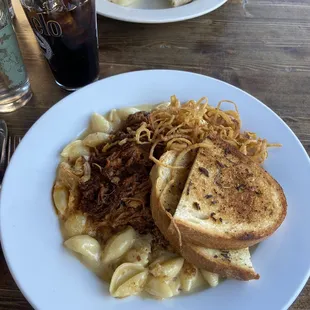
xmin=57 ymin=162 xmax=80 ymax=190
xmin=149 ymin=249 xmax=177 ymax=264
xmin=101 ymin=227 xmax=136 ymax=264
xmin=168 ymin=276 xmax=181 ymax=296
xmin=106 ymin=109 xmax=122 ymax=131
xmin=80 ymin=162 xmax=91 ymax=183
xmin=150 ymin=257 xmax=184 ymax=279
xmin=144 ymin=276 xmax=174 ymax=299
xmin=201 ymin=270 xmax=220 ymax=287
xmin=64 ymin=235 xmax=101 ymax=269
xmin=114 ymin=271 xmax=148 ymax=298
xmin=180 ymin=262 xmax=206 ymax=292
xmin=106 ymin=107 xmax=140 ymax=132
xmin=68 ymin=189 xmax=79 ymax=211
xmin=123 ymin=235 xmax=152 ymax=266
xmin=64 ymin=213 xmax=87 ymax=238
xmin=115 ymin=107 xmax=140 ymax=121
xmin=110 ymin=263 xmax=147 ymax=298
xmin=82 ymin=132 xmax=110 ymax=147
xmin=109 ymin=0 xmax=137 ymax=6
xmin=53 ymin=182 xmax=69 ymax=216
xmin=90 ymin=113 xmax=112 ymax=133
xmin=155 ymin=102 xmax=171 ymax=110
xmin=73 ymin=157 xmax=85 ymax=176
xmin=61 ymin=140 xmax=90 ymax=162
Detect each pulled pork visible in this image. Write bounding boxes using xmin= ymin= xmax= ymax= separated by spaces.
xmin=79 ymin=112 xmax=168 ymax=249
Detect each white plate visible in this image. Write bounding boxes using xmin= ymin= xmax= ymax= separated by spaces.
xmin=1 ymin=70 xmax=310 ymax=310
xmin=96 ymin=0 xmax=227 ymax=23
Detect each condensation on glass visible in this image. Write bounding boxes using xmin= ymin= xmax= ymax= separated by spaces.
xmin=7 ymin=0 xmax=15 ymax=19
xmin=0 ymin=0 xmax=32 ymax=112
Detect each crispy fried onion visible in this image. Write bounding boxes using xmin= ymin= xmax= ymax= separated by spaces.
xmin=133 ymin=96 xmax=280 ymax=165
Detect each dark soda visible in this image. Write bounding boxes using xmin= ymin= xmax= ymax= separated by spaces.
xmin=21 ymin=0 xmax=99 ymax=90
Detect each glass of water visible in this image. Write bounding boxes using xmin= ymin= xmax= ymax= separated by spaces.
xmin=0 ymin=0 xmax=32 ymax=112
xmin=7 ymin=0 xmax=15 ymax=19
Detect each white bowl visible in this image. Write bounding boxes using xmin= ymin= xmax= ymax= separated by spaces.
xmin=1 ymin=70 xmax=310 ymax=310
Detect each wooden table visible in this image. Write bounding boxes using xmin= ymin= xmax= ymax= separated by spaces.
xmin=1 ymin=0 xmax=309 ymax=309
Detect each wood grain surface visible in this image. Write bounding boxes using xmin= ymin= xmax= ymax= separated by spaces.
xmin=0 ymin=0 xmax=309 ymax=309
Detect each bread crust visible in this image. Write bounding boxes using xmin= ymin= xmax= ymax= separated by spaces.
xmin=150 ymin=150 xmax=260 ymax=280
xmin=183 ymin=244 xmax=259 ymax=280
xmin=151 ymin=187 xmax=259 ymax=280
xmin=173 ymin=136 xmax=287 ymax=250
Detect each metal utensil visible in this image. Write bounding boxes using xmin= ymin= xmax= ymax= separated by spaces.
xmin=0 ymin=120 xmax=8 ymax=175
xmin=0 ymin=134 xmax=22 ymax=186
xmin=0 ymin=133 xmax=21 ymax=188
xmin=7 ymin=135 xmax=22 ymax=164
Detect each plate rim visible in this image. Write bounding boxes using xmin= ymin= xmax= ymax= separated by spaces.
xmin=96 ymin=0 xmax=228 ymax=23
xmin=1 ymin=69 xmax=310 ymax=310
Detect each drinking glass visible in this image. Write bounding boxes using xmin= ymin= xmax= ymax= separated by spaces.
xmin=20 ymin=0 xmax=99 ymax=91
xmin=0 ymin=0 xmax=32 ymax=112
xmin=7 ymin=0 xmax=14 ymax=18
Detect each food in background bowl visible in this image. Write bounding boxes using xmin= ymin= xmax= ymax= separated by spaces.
xmin=108 ymin=0 xmax=193 ymax=7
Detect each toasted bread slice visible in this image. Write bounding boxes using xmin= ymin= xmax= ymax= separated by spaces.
xmin=150 ymin=150 xmax=259 ymax=280
xmin=173 ymin=136 xmax=287 ymax=250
